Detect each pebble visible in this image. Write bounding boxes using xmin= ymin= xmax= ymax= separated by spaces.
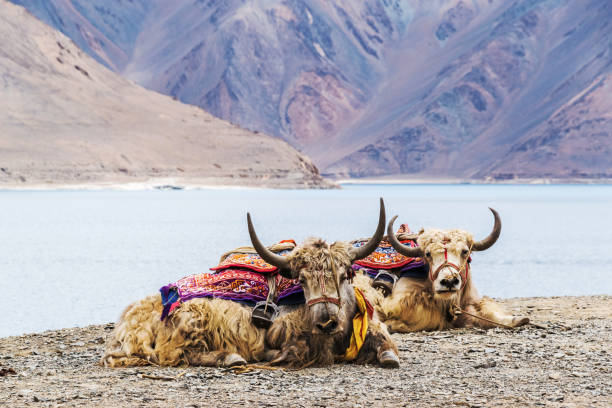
xmin=0 ymin=296 xmax=610 ymax=407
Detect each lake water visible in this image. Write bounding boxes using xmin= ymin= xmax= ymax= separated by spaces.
xmin=1 ymin=184 xmax=611 ymax=337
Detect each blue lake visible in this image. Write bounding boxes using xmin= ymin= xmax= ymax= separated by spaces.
xmin=1 ymin=184 xmax=611 ymax=337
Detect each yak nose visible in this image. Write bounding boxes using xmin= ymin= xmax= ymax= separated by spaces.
xmin=316 ymin=319 xmax=338 ymax=334
xmin=440 ymin=276 xmax=460 ymax=288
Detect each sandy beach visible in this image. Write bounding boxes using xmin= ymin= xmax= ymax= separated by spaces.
xmin=0 ymin=175 xmax=337 ymax=191
xmin=1 ymin=295 xmax=610 ymax=407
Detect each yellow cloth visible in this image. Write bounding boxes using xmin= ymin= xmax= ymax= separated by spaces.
xmin=342 ymin=288 xmax=370 ymax=361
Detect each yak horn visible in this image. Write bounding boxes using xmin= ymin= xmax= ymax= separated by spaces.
xmin=386 ymin=215 xmax=424 ymax=258
xmin=349 ymin=198 xmax=386 ymax=261
xmin=247 ymin=213 xmax=293 ymax=278
xmin=472 ymin=208 xmax=501 ymax=251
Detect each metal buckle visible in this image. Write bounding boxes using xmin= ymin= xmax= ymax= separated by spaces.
xmin=371 ymin=270 xmax=398 ymax=297
xmin=251 ymin=301 xmax=280 ymax=329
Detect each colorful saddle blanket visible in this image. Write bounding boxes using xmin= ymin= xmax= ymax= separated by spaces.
xmin=351 ymin=224 xmax=428 ymax=280
xmin=160 ymin=241 xmax=303 ymax=320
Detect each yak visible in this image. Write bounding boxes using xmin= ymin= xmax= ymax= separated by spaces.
xmin=102 ymin=199 xmax=399 ymax=368
xmin=356 ymin=208 xmax=530 ymax=333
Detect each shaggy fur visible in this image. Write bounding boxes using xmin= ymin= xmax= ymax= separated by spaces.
xmin=102 ymin=295 xmax=268 ymax=367
xmin=355 ymin=229 xmax=529 ymax=333
xmin=102 ymin=238 xmax=398 ymax=368
xmin=288 ymin=238 xmax=352 ymax=274
xmin=265 ymin=294 xmax=397 ymax=367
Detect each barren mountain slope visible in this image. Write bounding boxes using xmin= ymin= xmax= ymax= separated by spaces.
xmin=0 ymin=0 xmax=330 ymax=189
xmin=9 ymin=0 xmax=403 ymax=150
xmin=323 ymin=0 xmax=612 ymax=179
xmin=480 ymin=73 xmax=612 ymax=180
xmin=12 ymin=0 xmax=612 ymax=181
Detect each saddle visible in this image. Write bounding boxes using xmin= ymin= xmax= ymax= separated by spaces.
xmin=160 ymin=240 xmax=304 ymax=327
xmin=351 ymin=224 xmax=428 ymax=297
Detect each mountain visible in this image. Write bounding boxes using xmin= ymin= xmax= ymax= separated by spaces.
xmin=324 ymin=0 xmax=612 ymax=180
xmin=9 ymin=0 xmax=397 ymax=150
xmin=480 ymin=73 xmax=612 ymax=180
xmin=0 ymin=0 xmax=331 ymax=189
xmin=12 ymin=0 xmax=612 ymax=181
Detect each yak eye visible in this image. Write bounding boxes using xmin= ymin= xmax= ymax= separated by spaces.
xmin=461 ymin=249 xmax=469 ymax=256
xmin=298 ymin=275 xmax=306 ymax=284
xmin=340 ymin=274 xmax=347 ymax=282
xmin=425 ymin=251 xmax=431 ymax=258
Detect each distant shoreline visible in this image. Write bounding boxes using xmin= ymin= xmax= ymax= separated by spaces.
xmin=0 ymin=176 xmax=338 ymax=191
xmin=336 ymin=177 xmax=612 ymax=185
xmin=0 ymin=176 xmax=611 ymax=192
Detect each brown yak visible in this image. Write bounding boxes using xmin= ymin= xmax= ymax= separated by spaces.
xmin=357 ymin=208 xmax=530 ymax=333
xmin=102 ymin=199 xmax=399 ymax=368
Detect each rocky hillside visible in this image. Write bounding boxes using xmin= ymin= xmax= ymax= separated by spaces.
xmin=0 ymin=0 xmax=332 ymax=189
xmin=479 ymin=74 xmax=612 ymax=180
xmin=12 ymin=0 xmax=612 ymax=181
xmin=324 ymin=0 xmax=612 ymax=180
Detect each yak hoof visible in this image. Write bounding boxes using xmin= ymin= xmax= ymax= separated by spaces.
xmin=223 ymin=353 xmax=247 ymax=367
xmin=379 ymin=350 xmax=400 ymax=368
xmin=513 ymin=317 xmax=530 ymax=327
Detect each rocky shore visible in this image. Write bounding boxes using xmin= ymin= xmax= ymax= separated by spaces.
xmin=1 ymin=296 xmax=610 ymax=407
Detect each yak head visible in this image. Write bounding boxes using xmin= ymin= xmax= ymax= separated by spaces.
xmin=387 ymin=208 xmax=501 ymax=302
xmin=247 ymin=199 xmax=386 ymax=335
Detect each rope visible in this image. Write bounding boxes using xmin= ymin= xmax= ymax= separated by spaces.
xmin=456 ymin=308 xmax=516 ymax=330
xmin=225 ymin=364 xmax=283 ymax=374
xmin=455 ymin=306 xmax=550 ymax=330
xmin=263 ymin=274 xmax=276 ymax=314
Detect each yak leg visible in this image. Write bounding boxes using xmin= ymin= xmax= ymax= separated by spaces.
xmin=184 ymin=350 xmax=247 ymax=367
xmin=102 ymin=353 xmax=151 ymax=368
xmin=355 ymin=321 xmax=400 ymax=368
xmin=383 ymin=318 xmax=417 ymax=334
xmin=470 ymin=297 xmax=529 ymax=328
xmin=264 ymin=349 xmax=282 ymax=362
xmin=268 ymin=341 xmax=315 ymax=367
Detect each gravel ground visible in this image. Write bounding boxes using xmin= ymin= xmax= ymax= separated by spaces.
xmin=1 ymin=296 xmax=610 ymax=407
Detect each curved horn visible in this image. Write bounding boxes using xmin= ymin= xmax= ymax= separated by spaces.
xmin=349 ymin=198 xmax=386 ymax=261
xmin=472 ymin=207 xmax=501 ymax=251
xmin=387 ymin=215 xmax=424 ymax=258
xmin=247 ymin=213 xmax=293 ymax=278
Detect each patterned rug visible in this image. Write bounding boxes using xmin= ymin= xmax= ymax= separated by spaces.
xmin=160 ymin=225 xmax=428 ymax=320
xmin=351 ymin=223 xmax=428 ymax=280
xmin=160 ymin=241 xmax=302 ymax=320
xmin=210 ymin=240 xmax=296 ymax=272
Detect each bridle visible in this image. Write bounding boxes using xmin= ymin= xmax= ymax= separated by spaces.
xmin=306 ymin=244 xmax=343 ymax=311
xmin=429 ymin=241 xmax=473 ymax=290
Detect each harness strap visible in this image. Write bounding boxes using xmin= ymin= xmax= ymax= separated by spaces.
xmin=263 ymin=274 xmax=277 ymax=313
xmin=306 ymin=244 xmax=343 ymax=312
xmin=429 ymin=242 xmax=473 ymax=290
xmin=307 ymin=297 xmax=341 ymax=306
